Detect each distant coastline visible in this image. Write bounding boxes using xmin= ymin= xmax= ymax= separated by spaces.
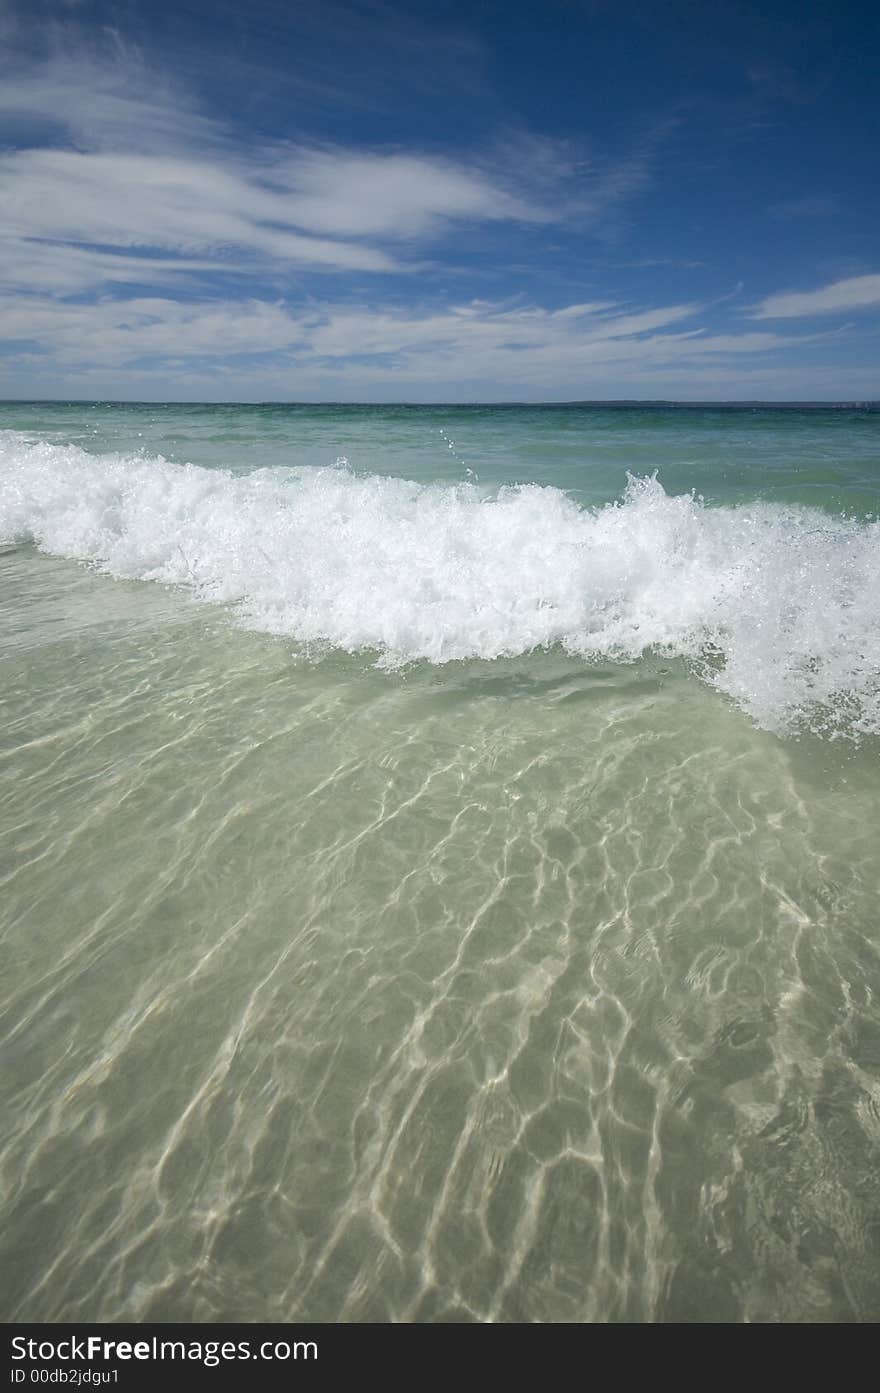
xmin=2 ymin=398 xmax=878 ymax=410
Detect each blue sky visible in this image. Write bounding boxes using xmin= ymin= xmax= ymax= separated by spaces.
xmin=0 ymin=0 xmax=877 ymax=400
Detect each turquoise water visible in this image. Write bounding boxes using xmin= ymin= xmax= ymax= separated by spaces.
xmin=1 ymin=402 xmax=879 ymax=1321
xmin=2 ymin=400 xmax=877 ymax=509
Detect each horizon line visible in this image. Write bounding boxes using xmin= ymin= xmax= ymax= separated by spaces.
xmin=2 ymin=398 xmax=879 ymax=409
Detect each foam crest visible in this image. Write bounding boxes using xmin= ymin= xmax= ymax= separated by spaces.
xmin=1 ymin=431 xmax=877 ymax=737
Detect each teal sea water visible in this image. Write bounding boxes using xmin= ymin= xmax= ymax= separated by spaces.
xmin=1 ymin=401 xmax=879 ymax=1322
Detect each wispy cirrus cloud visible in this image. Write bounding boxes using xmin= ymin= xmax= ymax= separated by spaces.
xmin=0 ymin=46 xmax=224 ymax=154
xmin=751 ymin=273 xmax=880 ymax=318
xmin=0 ymin=149 xmax=403 ymax=275
xmin=0 ymin=35 xmax=558 ymax=288
xmin=0 ymin=21 xmax=673 ymax=299
xmin=0 ymin=138 xmax=560 ymax=288
xmin=0 ymin=8 xmax=871 ymax=401
xmin=0 ymin=291 xmax=829 ymax=395
xmin=0 ymin=237 xmax=234 ymax=297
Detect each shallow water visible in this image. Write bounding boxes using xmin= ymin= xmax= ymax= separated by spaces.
xmin=2 ymin=403 xmax=879 ymax=1321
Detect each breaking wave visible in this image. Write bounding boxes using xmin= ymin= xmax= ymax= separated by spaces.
xmin=1 ymin=431 xmax=877 ymax=737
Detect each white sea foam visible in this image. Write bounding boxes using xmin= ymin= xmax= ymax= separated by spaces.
xmin=1 ymin=431 xmax=878 ymax=736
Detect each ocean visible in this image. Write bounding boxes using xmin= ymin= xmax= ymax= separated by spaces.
xmin=1 ymin=401 xmax=879 ymax=1322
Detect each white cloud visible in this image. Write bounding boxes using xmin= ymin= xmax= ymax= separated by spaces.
xmin=0 ymin=238 xmax=234 ymax=296
xmin=752 ymin=273 xmax=880 ymax=318
xmin=0 ymin=28 xmax=864 ymax=400
xmin=0 ymin=149 xmax=404 ymax=273
xmin=1 ymin=290 xmax=830 ymax=392
xmin=0 ymin=38 xmax=556 ymax=286
xmin=0 ymin=32 xmax=669 ymax=301
xmin=0 ymin=296 xmax=308 ymax=360
xmin=297 ymin=300 xmax=703 ymax=364
xmin=0 ymin=45 xmax=224 ymax=155
xmin=0 ymin=139 xmax=559 ymax=287
xmin=268 ymin=149 xmax=544 ymax=238
xmin=0 ymin=139 xmax=556 ymax=285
